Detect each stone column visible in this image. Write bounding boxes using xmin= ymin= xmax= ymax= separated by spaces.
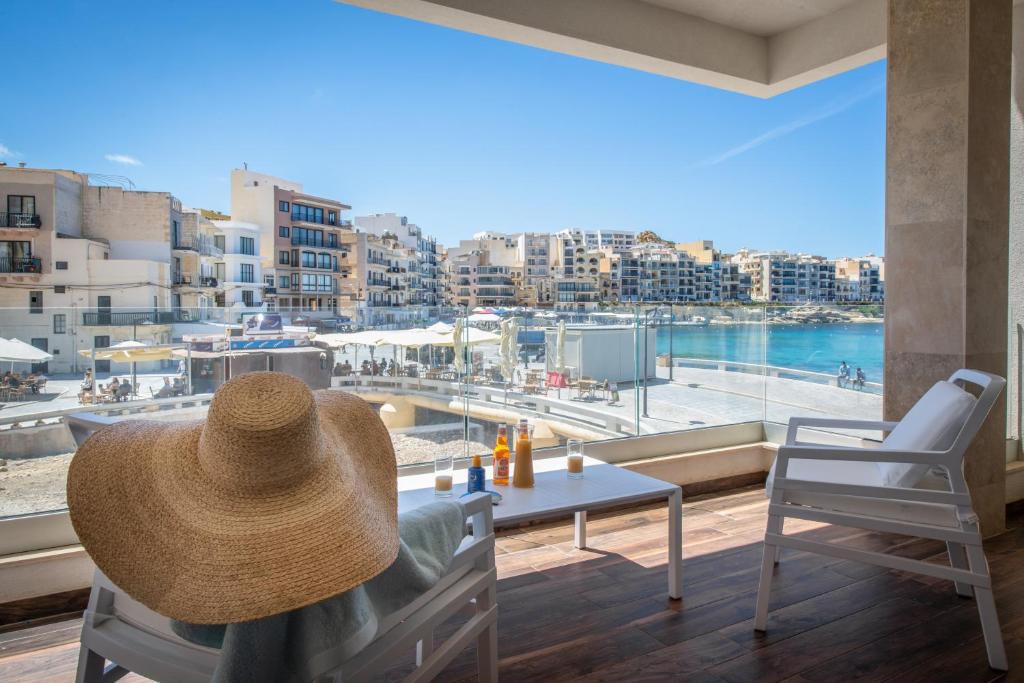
xmin=884 ymin=0 xmax=1013 ymax=535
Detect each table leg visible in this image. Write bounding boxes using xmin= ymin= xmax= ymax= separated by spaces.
xmin=574 ymin=510 xmax=587 ymax=549
xmin=668 ymin=487 xmax=682 ymax=599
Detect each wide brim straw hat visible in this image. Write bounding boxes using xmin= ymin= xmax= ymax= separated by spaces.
xmin=67 ymin=372 xmax=398 ymax=624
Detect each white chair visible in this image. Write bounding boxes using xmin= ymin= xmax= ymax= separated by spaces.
xmin=755 ymin=369 xmax=1007 ymax=670
xmin=74 ymin=491 xmax=498 ymax=683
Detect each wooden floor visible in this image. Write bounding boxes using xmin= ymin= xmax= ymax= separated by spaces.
xmin=3 ymin=486 xmax=1024 ymax=682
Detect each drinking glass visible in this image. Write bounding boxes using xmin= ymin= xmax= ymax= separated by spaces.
xmin=434 ymin=452 xmax=454 ymax=497
xmin=566 ymin=438 xmax=584 ymax=479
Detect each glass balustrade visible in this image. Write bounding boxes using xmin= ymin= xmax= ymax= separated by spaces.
xmin=0 ymin=302 xmax=884 ymax=520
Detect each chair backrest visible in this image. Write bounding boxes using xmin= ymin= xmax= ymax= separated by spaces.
xmin=878 ymin=369 xmax=1004 ymax=488
xmin=77 ymin=493 xmax=496 ymax=683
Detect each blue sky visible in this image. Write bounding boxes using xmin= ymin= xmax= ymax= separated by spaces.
xmin=1 ymin=0 xmax=885 ymax=256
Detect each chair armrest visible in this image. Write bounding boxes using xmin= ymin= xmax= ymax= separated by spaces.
xmin=778 ymin=443 xmax=951 ymax=466
xmin=462 ymin=492 xmax=494 ymax=540
xmin=785 ymin=417 xmax=899 ymax=445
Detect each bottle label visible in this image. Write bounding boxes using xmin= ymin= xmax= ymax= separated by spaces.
xmin=495 ymin=457 xmax=509 ymax=479
xmin=468 ymin=468 xmax=486 ymax=493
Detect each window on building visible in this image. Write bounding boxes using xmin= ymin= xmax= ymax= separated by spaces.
xmin=214 ymin=235 xmax=225 ymax=252
xmin=279 ymin=275 xmax=289 ymax=289
xmin=54 ymin=285 xmax=66 ymax=293
xmin=242 ymin=290 xmax=254 ymax=307
xmin=279 ymin=250 xmax=290 ymax=265
xmin=291 ymin=273 xmax=300 ymax=289
xmin=279 ymin=200 xmax=290 ymax=213
xmin=240 ymin=236 xmax=255 ymax=256
xmin=279 ymin=226 xmax=289 ymax=238
xmin=318 ymin=253 xmax=331 ymax=270
xmin=7 ymin=195 xmax=36 ymax=216
xmin=302 ymin=251 xmax=316 ymax=268
xmin=327 ymin=233 xmax=337 ymax=248
xmin=53 ymin=313 xmax=66 ymax=334
xmin=328 ymin=211 xmax=337 ymax=225
xmin=56 ymin=261 xmax=68 ymax=270
xmin=29 ymin=290 xmax=42 ymax=314
xmin=240 ymin=263 xmax=254 ymax=283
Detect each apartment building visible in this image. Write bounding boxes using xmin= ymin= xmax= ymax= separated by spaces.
xmin=732 ymin=250 xmax=836 ymax=303
xmin=229 ymin=169 xmax=352 ymax=318
xmin=354 ymin=213 xmax=441 ymax=307
xmin=0 ymin=166 xmax=174 ymax=372
xmin=516 ymin=232 xmax=553 ymax=306
xmin=444 ymin=247 xmax=516 ymax=310
xmin=584 ymin=229 xmax=635 ymax=254
xmin=835 ymin=256 xmax=884 ymax=302
xmin=548 ymin=231 xmax=598 ymax=311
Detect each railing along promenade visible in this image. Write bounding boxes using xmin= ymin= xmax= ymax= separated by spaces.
xmin=669 ymin=356 xmax=883 ymax=395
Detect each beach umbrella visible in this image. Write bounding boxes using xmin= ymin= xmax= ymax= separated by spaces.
xmin=468 ymin=312 xmax=501 ymax=323
xmin=453 ymin=317 xmax=466 ymax=376
xmin=0 ymin=337 xmax=53 ymax=365
xmin=499 ymin=318 xmax=518 ymax=383
xmin=555 ymin=320 xmax=567 ymax=375
xmin=427 ymin=321 xmax=453 ymax=333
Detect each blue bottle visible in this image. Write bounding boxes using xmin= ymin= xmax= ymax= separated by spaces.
xmin=467 ymin=454 xmax=486 ymax=494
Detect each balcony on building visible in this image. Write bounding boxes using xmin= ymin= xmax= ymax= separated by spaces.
xmin=0 ymin=256 xmax=42 ymax=273
xmin=0 ymin=212 xmax=41 ymax=229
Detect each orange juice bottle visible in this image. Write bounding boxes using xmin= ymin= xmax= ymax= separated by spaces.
xmin=492 ymin=425 xmax=510 ymax=485
xmin=512 ymin=419 xmax=535 ymax=488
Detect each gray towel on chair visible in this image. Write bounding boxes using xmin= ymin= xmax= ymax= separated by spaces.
xmin=172 ymin=500 xmax=466 ymax=682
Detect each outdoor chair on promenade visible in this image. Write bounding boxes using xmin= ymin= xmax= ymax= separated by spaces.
xmin=756 ymin=369 xmax=1008 ymax=670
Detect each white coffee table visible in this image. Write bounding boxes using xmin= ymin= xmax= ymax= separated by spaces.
xmin=398 ymin=456 xmax=683 ymax=599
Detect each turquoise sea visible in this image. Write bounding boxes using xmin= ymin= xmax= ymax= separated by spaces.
xmin=654 ymin=322 xmax=884 ymax=383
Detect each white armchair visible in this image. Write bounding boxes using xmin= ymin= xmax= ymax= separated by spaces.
xmin=755 ymin=369 xmax=1007 ymax=671
xmin=75 ymin=492 xmax=498 ymax=683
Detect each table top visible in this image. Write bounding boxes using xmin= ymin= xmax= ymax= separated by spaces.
xmin=398 ymin=456 xmax=679 ymax=524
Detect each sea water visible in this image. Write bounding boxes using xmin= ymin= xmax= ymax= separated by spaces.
xmin=654 ymin=322 xmax=884 ymax=383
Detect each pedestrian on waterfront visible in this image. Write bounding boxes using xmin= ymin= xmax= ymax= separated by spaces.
xmin=332 ymin=362 xmax=344 ymax=377
xmin=838 ymin=361 xmax=850 ymax=388
xmin=854 ymin=367 xmax=866 ymax=390
xmin=605 ymin=379 xmax=620 ymax=405
xmin=81 ymin=369 xmax=94 ymax=391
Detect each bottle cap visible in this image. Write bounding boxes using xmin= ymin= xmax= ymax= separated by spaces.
xmin=472 ymin=454 xmax=482 ymax=467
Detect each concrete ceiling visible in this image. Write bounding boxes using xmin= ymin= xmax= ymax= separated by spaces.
xmin=339 ymin=0 xmax=1023 ymax=98
xmin=637 ymin=0 xmax=864 ymax=38
xmin=338 ymin=0 xmax=887 ymax=97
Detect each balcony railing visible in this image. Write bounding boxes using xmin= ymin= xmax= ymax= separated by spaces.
xmin=173 ymin=237 xmax=223 ymax=257
xmin=0 ymin=212 xmax=41 ymax=228
xmin=291 ymin=235 xmax=346 ymax=250
xmin=0 ymin=257 xmax=42 ymax=273
xmin=81 ymin=310 xmax=195 ymax=326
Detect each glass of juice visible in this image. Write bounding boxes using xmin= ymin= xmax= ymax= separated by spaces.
xmin=566 ymin=439 xmax=584 ymax=479
xmin=434 ymin=452 xmax=454 ymax=497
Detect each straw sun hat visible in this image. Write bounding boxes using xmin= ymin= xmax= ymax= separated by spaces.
xmin=67 ymin=372 xmax=398 ymax=624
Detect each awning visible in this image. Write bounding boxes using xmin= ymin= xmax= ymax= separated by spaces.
xmin=78 ymin=341 xmax=178 ymax=362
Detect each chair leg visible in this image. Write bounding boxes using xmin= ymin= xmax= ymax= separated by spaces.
xmin=965 ymin=544 xmax=1008 ymax=671
xmin=774 ymin=517 xmax=784 ymax=565
xmin=476 ymin=584 xmax=498 ymax=682
xmin=754 ymin=513 xmax=783 ymax=632
xmin=946 ymin=541 xmax=973 ymax=598
xmin=75 ymin=647 xmax=106 ymax=683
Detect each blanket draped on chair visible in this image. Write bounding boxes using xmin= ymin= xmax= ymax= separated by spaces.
xmin=171 ymin=500 xmax=466 ymax=683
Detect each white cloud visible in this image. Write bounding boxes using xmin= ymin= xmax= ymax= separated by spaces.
xmin=0 ymin=144 xmax=16 ymax=157
xmin=694 ymin=81 xmax=883 ymax=168
xmin=105 ymin=153 xmax=143 ymax=166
